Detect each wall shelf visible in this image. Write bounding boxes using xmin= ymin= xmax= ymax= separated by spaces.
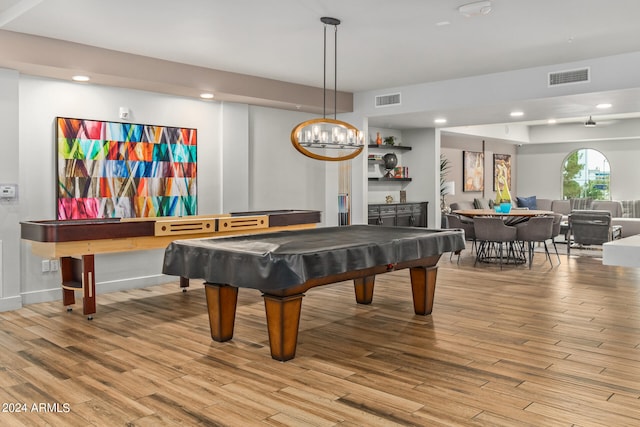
xmin=368 ymin=177 xmax=412 ymax=182
xmin=368 ymin=144 xmax=412 ymax=151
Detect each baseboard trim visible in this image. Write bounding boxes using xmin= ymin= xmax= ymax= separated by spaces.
xmin=96 ymin=274 xmax=177 ymax=294
xmin=18 ymin=274 xmax=178 ymax=307
xmin=0 ymin=295 xmax=23 ymax=312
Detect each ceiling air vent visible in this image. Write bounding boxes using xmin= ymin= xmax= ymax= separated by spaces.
xmin=375 ymin=93 xmax=401 ymax=107
xmin=548 ymin=67 xmax=590 ymax=87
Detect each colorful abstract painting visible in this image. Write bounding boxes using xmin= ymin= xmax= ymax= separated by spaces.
xmin=56 ymin=117 xmax=197 ymax=219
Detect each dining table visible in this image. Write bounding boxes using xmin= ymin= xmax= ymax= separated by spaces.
xmin=453 ymin=208 xmax=554 ymax=225
xmin=452 ymin=208 xmax=555 ymax=266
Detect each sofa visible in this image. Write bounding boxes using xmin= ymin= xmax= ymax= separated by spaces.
xmin=450 ymin=197 xmax=640 ymax=238
xmin=520 ymin=197 xmax=640 ymax=238
xmin=612 ymin=202 xmax=640 ymax=238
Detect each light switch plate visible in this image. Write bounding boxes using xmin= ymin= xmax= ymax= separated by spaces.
xmin=0 ymin=184 xmax=17 ymax=199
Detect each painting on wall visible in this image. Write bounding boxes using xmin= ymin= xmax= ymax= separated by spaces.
xmin=493 ymin=154 xmax=511 ymax=191
xmin=463 ymin=151 xmax=484 ymax=192
xmin=56 ymin=117 xmax=197 ymax=220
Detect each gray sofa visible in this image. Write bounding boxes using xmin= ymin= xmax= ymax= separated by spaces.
xmin=450 ymin=197 xmax=640 ymax=238
xmin=530 ymin=198 xmax=640 ymax=238
xmin=612 ymin=202 xmax=640 ymax=238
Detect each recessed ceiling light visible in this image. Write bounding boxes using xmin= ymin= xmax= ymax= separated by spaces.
xmin=434 ymin=118 xmax=447 ymax=124
xmin=72 ymin=75 xmax=90 ymax=82
xmin=458 ymin=1 xmax=492 ymax=17
xmin=200 ymin=93 xmax=214 ymax=99
xmin=510 ymin=111 xmax=524 ymax=117
xmin=596 ymin=103 xmax=612 ymax=109
xmin=435 ymin=21 xmax=451 ymax=26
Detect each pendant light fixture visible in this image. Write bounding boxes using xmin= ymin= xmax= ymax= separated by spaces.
xmin=584 ymin=116 xmax=596 ymax=127
xmin=290 ymin=17 xmax=364 ymax=161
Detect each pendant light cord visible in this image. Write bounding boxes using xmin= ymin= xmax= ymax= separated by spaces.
xmin=323 ymin=23 xmax=327 ymax=119
xmin=334 ymin=24 xmax=337 ymax=120
xmin=322 ymin=21 xmax=339 ymax=120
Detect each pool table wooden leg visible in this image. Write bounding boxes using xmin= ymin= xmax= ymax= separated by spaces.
xmin=354 ymin=275 xmax=375 ymax=304
xmin=60 ymin=255 xmax=96 ymax=319
xmin=179 ymin=276 xmax=190 ymax=292
xmin=204 ymin=283 xmax=238 ymax=342
xmin=263 ymin=294 xmax=304 ymax=361
xmin=410 ymin=265 xmax=438 ymax=315
xmin=61 ymin=257 xmax=76 ymax=308
xmin=81 ymin=255 xmax=96 ymax=319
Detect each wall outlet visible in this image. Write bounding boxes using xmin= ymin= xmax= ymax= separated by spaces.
xmin=41 ymin=259 xmax=50 ymax=272
xmin=50 ymin=259 xmax=60 ymax=272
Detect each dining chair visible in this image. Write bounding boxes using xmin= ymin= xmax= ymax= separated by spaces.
xmin=473 ymin=217 xmax=518 ymax=269
xmin=450 ymin=201 xmax=475 ymax=211
xmin=550 ymin=213 xmax=563 ymax=264
xmin=515 ymin=216 xmax=554 ymax=269
xmin=444 ymin=213 xmax=476 ymax=263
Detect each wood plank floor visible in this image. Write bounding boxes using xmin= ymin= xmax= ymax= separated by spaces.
xmin=2 ymin=247 xmax=640 ymax=426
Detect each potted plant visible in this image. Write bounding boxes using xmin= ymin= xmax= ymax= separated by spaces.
xmin=383 ymin=136 xmax=396 ymax=146
xmin=440 ymin=154 xmax=451 ymax=212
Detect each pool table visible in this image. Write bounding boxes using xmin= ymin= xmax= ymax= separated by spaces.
xmin=162 ymin=225 xmax=465 ymax=361
xmin=21 ymin=210 xmax=320 ymax=319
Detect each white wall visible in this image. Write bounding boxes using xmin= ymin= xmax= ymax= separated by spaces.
xmin=1 ymin=75 xmax=333 ymax=311
xmin=402 ymin=128 xmax=439 ymax=228
xmin=441 ymin=133 xmax=518 ymax=206
xmin=517 ymin=138 xmax=640 ymax=201
xmin=248 ymin=106 xmax=326 ymax=214
xmin=354 ymin=52 xmax=640 ymax=125
xmin=445 ymin=123 xmax=530 ymax=144
xmin=366 ymin=126 xmax=411 ymax=205
xmin=0 ymin=68 xmax=20 ymax=311
xmin=221 ymin=102 xmax=249 ymax=212
xmin=363 ymin=127 xmax=439 ymax=227
xmin=18 ymin=76 xmax=221 ymax=305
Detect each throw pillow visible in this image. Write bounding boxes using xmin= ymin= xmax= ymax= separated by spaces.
xmin=474 ymin=198 xmax=491 ymax=209
xmin=621 ymin=200 xmax=640 ymax=218
xmin=570 ymin=198 xmax=593 ymax=210
xmin=516 ymin=195 xmax=537 ymax=210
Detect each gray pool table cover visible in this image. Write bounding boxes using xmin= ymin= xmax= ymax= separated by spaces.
xmin=162 ymin=225 xmax=465 ymax=291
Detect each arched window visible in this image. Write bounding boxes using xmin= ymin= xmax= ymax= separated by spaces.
xmin=562 ymin=148 xmax=610 ymax=200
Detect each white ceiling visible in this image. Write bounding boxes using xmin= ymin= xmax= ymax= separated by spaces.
xmin=3 ymin=0 xmax=640 ymax=130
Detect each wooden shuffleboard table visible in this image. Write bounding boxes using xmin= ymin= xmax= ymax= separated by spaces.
xmin=163 ymin=225 xmax=465 ymax=361
xmin=21 ymin=210 xmax=320 ymax=319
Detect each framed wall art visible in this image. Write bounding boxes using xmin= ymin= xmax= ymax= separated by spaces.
xmin=56 ymin=117 xmax=197 ymax=219
xmin=493 ymin=153 xmax=511 ymax=191
xmin=463 ymin=150 xmax=484 ymax=192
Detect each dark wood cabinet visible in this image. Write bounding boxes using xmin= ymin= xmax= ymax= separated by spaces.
xmin=368 ymin=202 xmax=428 ymax=227
xmin=395 ymin=204 xmax=414 ymax=227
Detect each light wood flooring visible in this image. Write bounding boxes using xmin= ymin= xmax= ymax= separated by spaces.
xmin=2 ymin=247 xmax=640 ymax=426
